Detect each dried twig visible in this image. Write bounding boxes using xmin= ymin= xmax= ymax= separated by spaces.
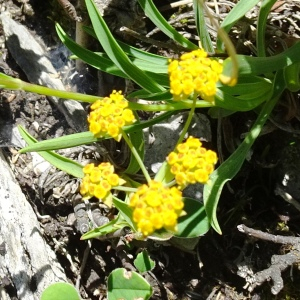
xmin=57 ymin=0 xmax=82 ymax=22
xmin=237 ymin=224 xmax=300 ymax=245
xmin=237 ymin=224 xmax=300 ymax=295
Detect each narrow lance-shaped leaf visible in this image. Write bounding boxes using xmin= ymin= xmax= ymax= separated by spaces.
xmin=222 ymin=41 xmax=300 ymax=78
xmin=137 ymin=0 xmax=198 ymax=50
xmin=85 ymin=0 xmax=165 ymax=93
xmin=256 ymin=0 xmax=278 ymax=57
xmin=18 ymin=126 xmax=84 ymax=178
xmin=19 ymin=112 xmax=175 ymax=153
xmin=193 ymin=0 xmax=214 ymax=53
xmin=203 ymin=70 xmax=286 ymax=233
xmin=217 ymin=0 xmax=261 ymax=50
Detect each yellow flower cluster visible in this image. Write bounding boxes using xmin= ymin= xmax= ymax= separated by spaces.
xmin=167 ymin=136 xmax=218 ymax=189
xmin=80 ymin=162 xmax=124 ymax=207
xmin=88 ymin=90 xmax=136 ymax=141
xmin=129 ymin=180 xmax=184 ymax=237
xmin=168 ymin=49 xmax=223 ymax=102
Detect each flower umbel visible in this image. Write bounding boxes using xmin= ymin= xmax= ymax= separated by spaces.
xmin=88 ymin=90 xmax=136 ymax=141
xmin=80 ymin=162 xmax=125 ymax=207
xmin=129 ymin=180 xmax=184 ymax=237
xmin=168 ymin=49 xmax=223 ymax=102
xmin=167 ymin=136 xmax=218 ymax=189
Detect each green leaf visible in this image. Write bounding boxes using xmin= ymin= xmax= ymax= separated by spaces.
xmin=18 ymin=126 xmax=84 ymax=178
xmin=127 ymin=90 xmax=173 ymax=101
xmin=57 ymin=24 xmax=170 ymax=87
xmin=193 ymin=0 xmax=214 ymax=53
xmin=148 ymin=230 xmax=173 ymax=241
xmin=215 ymin=76 xmax=273 ymax=111
xmin=203 ymin=70 xmax=286 ymax=234
xmin=41 ymin=282 xmax=80 ymax=300
xmin=222 ymin=41 xmax=300 ymax=77
xmin=85 ymin=0 xmax=165 ymax=93
xmin=154 ymin=160 xmax=174 ymax=184
xmin=107 ymin=268 xmax=152 ymax=300
xmin=284 ymin=62 xmax=300 ymax=92
xmin=217 ymin=0 xmax=261 ymax=50
xmin=137 ymin=0 xmax=197 ymax=50
xmin=56 ymin=23 xmax=127 ymax=78
xmin=19 ymin=131 xmax=97 ymax=152
xmin=81 ymin=218 xmax=120 ymax=240
xmin=256 ymin=0 xmax=278 ymax=57
xmin=134 ymin=250 xmax=155 ymax=273
xmin=117 ymin=40 xmax=168 ymax=65
xmin=175 ymin=197 xmax=210 ymax=238
xmin=83 ymin=26 xmax=168 ymax=65
xmin=113 ymin=197 xmax=137 ymax=232
xmin=18 ymin=113 xmax=175 ymax=153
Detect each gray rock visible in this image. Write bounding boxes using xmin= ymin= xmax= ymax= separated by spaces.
xmin=0 ymin=12 xmax=87 ymax=132
xmin=0 ymin=150 xmax=67 ymax=300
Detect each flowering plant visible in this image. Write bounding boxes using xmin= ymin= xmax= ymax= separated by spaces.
xmin=1 ymin=0 xmax=300 ymax=298
xmin=1 ymin=0 xmax=298 ymax=240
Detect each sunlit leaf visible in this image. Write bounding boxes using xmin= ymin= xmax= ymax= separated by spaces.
xmin=137 ymin=0 xmax=197 ymax=50
xmin=107 ymin=268 xmax=152 ymax=300
xmin=18 ymin=126 xmax=84 ymax=178
xmin=85 ymin=0 xmax=165 ymax=93
xmin=203 ymin=71 xmax=286 ymax=233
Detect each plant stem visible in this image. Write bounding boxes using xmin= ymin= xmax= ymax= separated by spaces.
xmin=0 ymin=75 xmax=100 ymax=102
xmin=22 ymin=81 xmax=101 ymax=102
xmin=114 ymin=186 xmax=137 ymax=193
xmin=176 ymin=95 xmax=197 ymax=146
xmin=121 ymin=130 xmax=151 ymax=184
xmin=128 ymin=100 xmax=212 ymax=112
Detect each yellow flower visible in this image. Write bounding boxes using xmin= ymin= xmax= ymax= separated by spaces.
xmin=129 ymin=180 xmax=184 ymax=237
xmin=168 ymin=49 xmax=223 ymax=102
xmin=88 ymin=90 xmax=136 ymax=141
xmin=80 ymin=162 xmax=125 ymax=207
xmin=167 ymin=136 xmax=218 ymax=189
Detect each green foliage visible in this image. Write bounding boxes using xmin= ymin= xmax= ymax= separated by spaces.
xmin=193 ymin=0 xmax=214 ymax=53
xmin=107 ymin=268 xmax=152 ymax=300
xmin=1 ymin=0 xmax=300 ymax=297
xmin=18 ymin=125 xmax=84 ymax=178
xmin=85 ymin=0 xmax=165 ymax=93
xmin=217 ymin=0 xmax=261 ymax=50
xmin=256 ymin=0 xmax=278 ymax=57
xmin=137 ymin=0 xmax=197 ymax=50
xmin=203 ymin=71 xmax=286 ymax=233
xmin=134 ymin=250 xmax=155 ymax=273
xmin=176 ymin=198 xmax=210 ymax=237
xmin=41 ymin=282 xmax=81 ymax=300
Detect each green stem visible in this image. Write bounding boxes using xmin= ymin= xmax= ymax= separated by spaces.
xmin=0 ymin=75 xmax=100 ymax=102
xmin=154 ymin=96 xmax=198 ymax=183
xmin=121 ymin=130 xmax=151 ymax=184
xmin=20 ymin=81 xmax=100 ymax=102
xmin=176 ymin=95 xmax=197 ymax=146
xmin=164 ymin=180 xmax=176 ymax=188
xmin=128 ymin=99 xmax=212 ymax=112
xmin=0 ymin=73 xmax=214 ymax=111
xmin=114 ymin=186 xmax=137 ymax=193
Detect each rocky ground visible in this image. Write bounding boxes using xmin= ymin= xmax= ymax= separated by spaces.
xmin=1 ymin=0 xmax=300 ymax=299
